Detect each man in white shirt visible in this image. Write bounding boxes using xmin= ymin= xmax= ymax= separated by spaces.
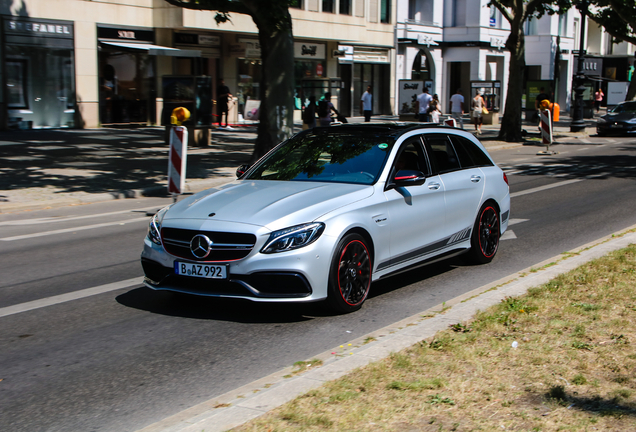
xmin=415 ymin=87 xmax=433 ymax=122
xmin=360 ymin=86 xmax=373 ymax=122
xmin=449 ymin=88 xmax=465 ymax=129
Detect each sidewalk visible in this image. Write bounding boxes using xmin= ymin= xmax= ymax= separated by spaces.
xmin=0 ymin=114 xmax=597 ymax=213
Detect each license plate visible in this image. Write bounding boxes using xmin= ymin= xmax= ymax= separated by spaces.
xmin=611 ymin=124 xmax=623 ymax=128
xmin=174 ymin=262 xmax=228 ymax=279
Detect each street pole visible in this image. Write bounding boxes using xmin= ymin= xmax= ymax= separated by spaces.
xmin=570 ymin=0 xmax=588 ymax=132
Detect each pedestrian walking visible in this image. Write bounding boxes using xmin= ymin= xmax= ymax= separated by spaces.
xmin=595 ymin=88 xmax=604 ymax=113
xmin=449 ymin=88 xmax=464 ymax=129
xmin=318 ymin=92 xmax=339 ymax=127
xmin=302 ymin=95 xmax=317 ymax=130
xmin=416 ymin=86 xmax=433 ymax=122
xmin=360 ymin=85 xmax=373 ymax=122
xmin=429 ymin=94 xmax=442 ymax=123
xmin=471 ymin=90 xmax=485 ymax=134
xmin=217 ymin=78 xmax=233 ymax=128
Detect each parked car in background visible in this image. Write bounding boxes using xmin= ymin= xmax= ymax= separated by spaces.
xmin=141 ymin=123 xmax=510 ymax=313
xmin=597 ymin=101 xmax=636 ymax=136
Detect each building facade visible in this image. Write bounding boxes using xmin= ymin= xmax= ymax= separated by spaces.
xmin=0 ymin=0 xmax=396 ymax=129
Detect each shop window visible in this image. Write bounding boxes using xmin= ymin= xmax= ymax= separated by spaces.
xmin=7 ymin=60 xmax=28 ymax=108
xmin=237 ymin=59 xmax=262 ymax=118
xmin=323 ymin=0 xmax=334 ymax=13
xmin=99 ymin=48 xmax=155 ymax=125
xmin=340 ymin=0 xmax=351 ymax=15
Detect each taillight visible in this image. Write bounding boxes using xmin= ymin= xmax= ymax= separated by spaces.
xmin=503 ymin=172 xmax=509 ymax=185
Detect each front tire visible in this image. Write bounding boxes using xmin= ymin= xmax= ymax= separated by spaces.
xmin=327 ymin=233 xmax=372 ymax=313
xmin=467 ymin=203 xmax=500 ymax=264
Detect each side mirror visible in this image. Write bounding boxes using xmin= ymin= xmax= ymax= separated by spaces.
xmin=390 ymin=170 xmax=427 ymax=188
xmin=236 ymin=164 xmax=251 ymax=179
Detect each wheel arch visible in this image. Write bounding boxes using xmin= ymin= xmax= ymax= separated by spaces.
xmin=341 ymin=227 xmax=375 ymax=266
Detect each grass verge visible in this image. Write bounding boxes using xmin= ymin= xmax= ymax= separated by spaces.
xmin=233 ymin=245 xmax=636 ymax=431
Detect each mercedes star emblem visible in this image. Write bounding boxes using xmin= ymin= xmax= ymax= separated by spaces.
xmin=190 ymin=234 xmax=212 ymax=259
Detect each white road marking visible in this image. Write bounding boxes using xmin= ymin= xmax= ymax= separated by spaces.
xmin=0 ymin=206 xmax=159 ymax=226
xmin=510 ymin=179 xmax=583 ymax=198
xmin=508 ymin=218 xmax=529 ymax=226
xmin=0 ymin=217 xmax=149 ymax=241
xmin=501 ymin=230 xmax=517 ymax=240
xmin=0 ymin=277 xmax=143 ymax=318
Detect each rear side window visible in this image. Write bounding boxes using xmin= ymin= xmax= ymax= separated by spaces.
xmin=449 ymin=135 xmax=494 ymax=167
xmin=424 ymin=135 xmax=461 ymax=174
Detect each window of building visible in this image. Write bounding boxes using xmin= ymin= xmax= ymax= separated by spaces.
xmin=6 ymin=59 xmax=28 ymax=108
xmin=453 ymin=0 xmax=466 ymax=27
xmin=558 ymin=13 xmax=567 ymax=36
xmin=290 ymin=0 xmax=304 ymax=8
xmin=323 ymin=0 xmax=334 ymax=13
xmin=381 ymin=0 xmax=391 ymax=23
xmin=525 ymin=16 xmax=538 ymax=35
xmin=340 ymin=0 xmax=351 ymax=15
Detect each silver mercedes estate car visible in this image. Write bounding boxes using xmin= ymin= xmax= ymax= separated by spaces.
xmin=141 ymin=124 xmax=510 ymax=313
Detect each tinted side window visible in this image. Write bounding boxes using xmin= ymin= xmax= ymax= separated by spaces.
xmin=450 ymin=135 xmax=494 ymax=167
xmin=392 ymin=136 xmax=430 ymax=176
xmin=424 ymin=135 xmax=461 ymax=174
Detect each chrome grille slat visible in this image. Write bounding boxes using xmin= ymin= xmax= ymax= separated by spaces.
xmin=161 ymin=228 xmax=257 ymax=262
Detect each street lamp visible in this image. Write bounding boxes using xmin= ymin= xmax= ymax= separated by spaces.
xmin=570 ymin=0 xmax=589 ymax=132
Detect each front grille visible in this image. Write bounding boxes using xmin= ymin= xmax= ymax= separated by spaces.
xmin=161 ymin=228 xmax=256 ymax=262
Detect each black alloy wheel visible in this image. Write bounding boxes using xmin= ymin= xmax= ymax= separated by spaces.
xmin=468 ymin=203 xmax=500 ymax=264
xmin=327 ymin=233 xmax=372 ymax=313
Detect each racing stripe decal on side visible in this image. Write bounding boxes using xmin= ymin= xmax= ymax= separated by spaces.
xmin=377 ymin=227 xmax=471 ymax=271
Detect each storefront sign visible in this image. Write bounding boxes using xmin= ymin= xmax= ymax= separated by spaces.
xmin=4 ymin=18 xmax=73 ymax=39
xmin=582 ymin=58 xmax=602 ymax=75
xmin=294 ymin=42 xmax=326 ymax=59
xmin=353 ymin=48 xmax=390 ymax=64
xmin=97 ymin=26 xmax=154 ymax=42
xmin=239 ymin=39 xmax=261 ymax=59
xmin=337 ymin=45 xmax=354 ymax=63
xmin=175 ymin=33 xmax=221 ymax=46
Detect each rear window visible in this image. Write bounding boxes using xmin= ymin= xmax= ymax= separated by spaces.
xmin=449 ymin=135 xmax=494 ymax=167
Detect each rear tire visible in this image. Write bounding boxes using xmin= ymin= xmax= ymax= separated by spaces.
xmin=327 ymin=233 xmax=372 ymax=313
xmin=467 ymin=202 xmax=500 ymax=264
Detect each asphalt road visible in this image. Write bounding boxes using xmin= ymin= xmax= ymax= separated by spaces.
xmin=1 ymin=135 xmax=635 ymax=432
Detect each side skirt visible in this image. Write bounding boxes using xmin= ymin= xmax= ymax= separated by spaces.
xmin=375 ymin=247 xmax=469 ymax=280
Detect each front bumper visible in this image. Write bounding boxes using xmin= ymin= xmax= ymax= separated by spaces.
xmin=597 ymin=123 xmax=636 ymax=135
xmin=140 ymin=232 xmax=336 ymax=302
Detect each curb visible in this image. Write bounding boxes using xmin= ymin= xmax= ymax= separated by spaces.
xmin=136 ymin=225 xmax=636 ymax=432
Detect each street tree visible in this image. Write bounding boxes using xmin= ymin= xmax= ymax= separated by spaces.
xmin=489 ymin=0 xmax=571 ymax=142
xmin=583 ymin=0 xmax=636 ymax=100
xmin=162 ymin=0 xmax=296 ymax=161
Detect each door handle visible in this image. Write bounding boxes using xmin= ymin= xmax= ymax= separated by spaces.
xmin=428 ymin=182 xmax=440 ymax=190
xmin=471 ymin=175 xmax=482 ymax=183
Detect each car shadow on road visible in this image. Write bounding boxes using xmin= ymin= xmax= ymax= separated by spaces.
xmin=116 ymin=286 xmax=328 ymax=323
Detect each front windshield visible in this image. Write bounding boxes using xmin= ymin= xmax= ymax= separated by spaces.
xmin=611 ymin=102 xmax=636 ymax=114
xmin=245 ymin=131 xmax=395 ymax=185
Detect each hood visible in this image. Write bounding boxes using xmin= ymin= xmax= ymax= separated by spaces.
xmin=602 ymin=112 xmax=636 ymax=122
xmin=164 ymin=180 xmax=374 ymax=229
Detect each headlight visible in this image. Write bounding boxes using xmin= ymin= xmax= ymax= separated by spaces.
xmin=261 ymin=222 xmax=325 ymax=254
xmin=147 ymin=205 xmax=171 ymax=246
xmin=626 ymin=118 xmax=636 ymax=124
xmin=597 ymin=117 xmax=607 ymax=124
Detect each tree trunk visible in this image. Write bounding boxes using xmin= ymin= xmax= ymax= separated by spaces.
xmin=498 ymin=23 xmax=526 ymax=142
xmin=246 ymin=3 xmax=295 ymax=162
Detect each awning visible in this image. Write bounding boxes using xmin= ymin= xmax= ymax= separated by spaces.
xmin=100 ymin=41 xmax=201 ymax=57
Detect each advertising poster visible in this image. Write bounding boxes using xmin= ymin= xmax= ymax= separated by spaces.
xmin=398 ymin=80 xmax=424 ymax=116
